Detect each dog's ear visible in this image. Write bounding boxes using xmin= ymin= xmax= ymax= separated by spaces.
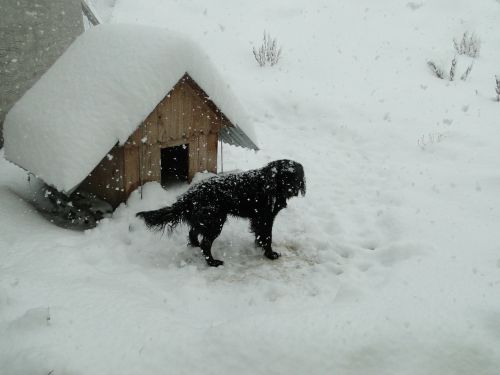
xmin=272 ymin=160 xmax=306 ymax=199
xmin=263 ymin=164 xmax=279 ymax=194
xmin=297 ymin=164 xmax=306 ymax=196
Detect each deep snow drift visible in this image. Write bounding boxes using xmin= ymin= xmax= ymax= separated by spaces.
xmin=1 ymin=0 xmax=500 ymax=374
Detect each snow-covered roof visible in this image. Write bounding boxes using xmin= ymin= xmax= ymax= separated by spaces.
xmin=3 ymin=24 xmax=257 ymax=193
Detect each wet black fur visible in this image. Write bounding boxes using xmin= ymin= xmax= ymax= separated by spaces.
xmin=136 ymin=159 xmax=306 ymax=267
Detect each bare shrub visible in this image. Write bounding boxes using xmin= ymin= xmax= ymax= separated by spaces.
xmin=453 ymin=31 xmax=481 ymax=58
xmin=418 ymin=132 xmax=446 ymax=150
xmin=253 ymin=31 xmax=282 ymax=67
xmin=427 ymin=57 xmax=473 ymax=81
xmin=495 ymin=76 xmax=500 ymax=102
xmin=449 ymin=57 xmax=457 ymax=81
xmin=428 ymin=32 xmax=479 ymax=82
xmin=460 ymin=63 xmax=473 ymax=81
xmin=427 ymin=60 xmax=445 ymax=79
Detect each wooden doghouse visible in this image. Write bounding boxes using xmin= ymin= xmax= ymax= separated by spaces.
xmin=79 ymin=74 xmax=243 ymax=207
xmin=4 ymin=24 xmax=258 ymax=210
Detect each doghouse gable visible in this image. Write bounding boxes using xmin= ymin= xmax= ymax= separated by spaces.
xmin=79 ymin=74 xmax=228 ymax=207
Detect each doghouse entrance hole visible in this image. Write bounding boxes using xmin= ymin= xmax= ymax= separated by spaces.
xmin=161 ymin=144 xmax=189 ymax=185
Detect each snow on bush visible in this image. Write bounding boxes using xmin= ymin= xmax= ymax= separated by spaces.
xmin=495 ymin=75 xmax=500 ymax=102
xmin=427 ymin=32 xmax=480 ymax=82
xmin=417 ymin=132 xmax=446 ymax=150
xmin=453 ymin=31 xmax=481 ymax=58
xmin=252 ymin=31 xmax=282 ymax=67
xmin=427 ymin=57 xmax=473 ymax=81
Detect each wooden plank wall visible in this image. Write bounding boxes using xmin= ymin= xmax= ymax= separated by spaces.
xmin=125 ymin=77 xmax=221 ymax=186
xmin=77 ymin=145 xmax=125 ymax=207
xmin=82 ymin=75 xmax=224 ymax=206
xmin=188 ymin=133 xmax=218 ymax=180
xmin=123 ymin=110 xmax=162 ymax=198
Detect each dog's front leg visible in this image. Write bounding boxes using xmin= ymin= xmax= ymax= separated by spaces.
xmin=263 ymin=240 xmax=280 ymax=260
xmin=251 ymin=217 xmax=280 ymax=260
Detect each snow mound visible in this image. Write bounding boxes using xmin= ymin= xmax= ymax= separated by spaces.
xmin=3 ymin=24 xmax=256 ymax=193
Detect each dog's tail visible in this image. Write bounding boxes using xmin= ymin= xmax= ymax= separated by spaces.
xmin=136 ymin=200 xmax=187 ymax=232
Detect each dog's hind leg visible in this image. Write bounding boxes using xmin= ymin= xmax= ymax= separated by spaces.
xmin=200 ymin=235 xmax=224 ymax=267
xmin=188 ymin=227 xmax=200 ymax=247
xmin=191 ymin=212 xmax=227 ymax=267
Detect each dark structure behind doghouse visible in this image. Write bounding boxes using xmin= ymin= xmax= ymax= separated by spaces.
xmin=80 ymin=74 xmax=239 ymax=207
xmin=0 ymin=0 xmax=84 ymax=147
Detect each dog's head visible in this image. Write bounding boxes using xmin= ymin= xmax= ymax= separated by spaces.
xmin=266 ymin=159 xmax=306 ymax=199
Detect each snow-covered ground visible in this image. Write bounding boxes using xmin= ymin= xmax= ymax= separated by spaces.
xmin=2 ymin=0 xmax=500 ymax=374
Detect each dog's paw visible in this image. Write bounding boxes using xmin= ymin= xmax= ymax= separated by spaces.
xmin=206 ymin=258 xmax=224 ymax=267
xmin=264 ymin=250 xmax=281 ymax=260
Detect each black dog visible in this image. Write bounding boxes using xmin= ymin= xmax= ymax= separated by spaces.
xmin=136 ymin=159 xmax=306 ymax=267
